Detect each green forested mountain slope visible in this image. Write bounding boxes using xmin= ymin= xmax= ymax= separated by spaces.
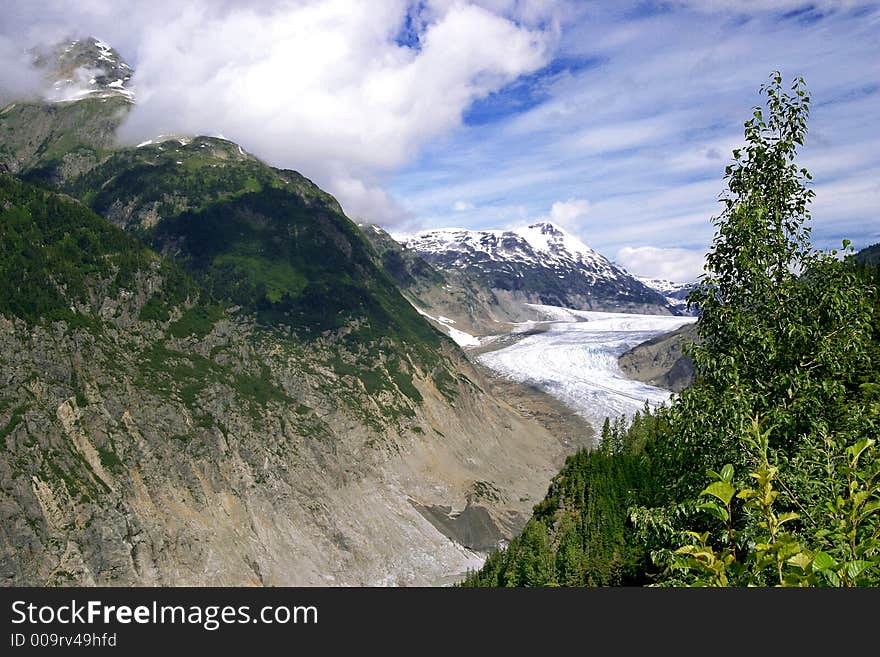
xmin=465 ymin=74 xmax=880 ymax=588
xmin=856 ymin=243 xmax=880 ymax=267
xmin=2 ymin=93 xmax=450 ymax=370
xmin=52 ymin=135 xmax=447 ymax=350
xmin=463 ymin=412 xmax=666 ymax=586
xmin=0 ymin=96 xmax=130 ymax=185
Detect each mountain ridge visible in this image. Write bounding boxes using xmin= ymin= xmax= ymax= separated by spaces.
xmin=399 ymin=221 xmax=678 ymax=318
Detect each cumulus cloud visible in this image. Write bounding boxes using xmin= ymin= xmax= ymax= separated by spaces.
xmin=615 ymin=246 xmax=707 ymax=283
xmin=0 ymin=0 xmax=552 ymax=223
xmin=547 ymin=198 xmax=589 ymax=229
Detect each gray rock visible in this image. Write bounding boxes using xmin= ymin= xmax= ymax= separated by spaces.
xmin=618 ymin=323 xmax=698 ymax=392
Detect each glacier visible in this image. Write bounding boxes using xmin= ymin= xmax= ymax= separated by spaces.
xmin=477 ymin=306 xmax=696 ymax=433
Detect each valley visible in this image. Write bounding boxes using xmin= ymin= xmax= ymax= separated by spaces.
xmin=1 ymin=2 xmax=878 ymax=601
xmin=0 ymin=35 xmax=699 ymax=588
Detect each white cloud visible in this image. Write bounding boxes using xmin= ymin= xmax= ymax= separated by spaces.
xmin=616 ymin=246 xmax=706 ymax=283
xmin=0 ymin=0 xmax=551 ymax=224
xmin=452 ymin=200 xmax=474 ymax=211
xmin=569 ymin=115 xmax=682 ymax=155
xmin=547 ymin=198 xmax=589 ymax=229
xmin=331 ymin=174 xmax=412 ymax=224
xmin=0 ymin=36 xmax=43 ymax=104
xmin=118 ymin=1 xmax=549 ymax=223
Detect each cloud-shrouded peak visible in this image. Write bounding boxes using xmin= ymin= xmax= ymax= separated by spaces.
xmin=0 ymin=1 xmax=552 ymax=225
xmin=33 ymin=36 xmax=134 ymax=103
xmin=112 ymin=1 xmax=550 ymax=224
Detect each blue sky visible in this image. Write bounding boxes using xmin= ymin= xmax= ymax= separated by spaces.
xmin=387 ymin=1 xmax=880 ymax=280
xmin=2 ymin=1 xmax=878 ymax=281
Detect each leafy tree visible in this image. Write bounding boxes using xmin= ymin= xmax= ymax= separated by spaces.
xmin=662 ymin=72 xmax=874 ymax=492
xmin=645 ymin=73 xmax=880 ymax=586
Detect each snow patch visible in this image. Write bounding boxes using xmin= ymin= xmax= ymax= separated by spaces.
xmin=524 ymin=304 xmax=594 ymax=322
xmin=634 ymin=275 xmax=692 ymax=296
xmin=445 ymin=326 xmax=480 ymax=347
xmin=412 ymin=305 xmax=479 ymax=347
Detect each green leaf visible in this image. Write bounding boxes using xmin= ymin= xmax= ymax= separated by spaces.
xmin=702 ymin=481 xmax=736 ymax=506
xmin=720 ymin=464 xmax=734 ymax=483
xmin=860 ymin=500 xmax=880 ymax=519
xmin=822 ymin=570 xmax=841 ymax=587
xmin=845 ymin=560 xmax=872 ymax=580
xmin=846 ymin=438 xmax=874 ymax=466
xmin=675 ymin=545 xmax=715 ymax=561
xmin=697 ymin=501 xmax=729 ymax=523
xmin=811 ymin=551 xmax=836 ymax=572
xmin=777 ymin=511 xmax=799 ymax=526
xmin=787 ymin=552 xmax=812 ymax=571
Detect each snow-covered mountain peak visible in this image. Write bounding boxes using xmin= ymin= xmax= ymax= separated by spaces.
xmin=633 ymin=275 xmax=689 ymax=295
xmin=400 ymin=223 xmax=678 ymax=315
xmin=510 ymin=222 xmax=601 ymax=263
xmin=34 ymin=36 xmax=134 ymax=103
xmin=402 ymin=221 xmax=609 ymax=273
xmin=633 ymin=275 xmax=696 ymax=314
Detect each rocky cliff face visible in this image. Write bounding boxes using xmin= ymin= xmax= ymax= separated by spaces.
xmin=0 ymin=318 xmax=570 ymax=586
xmin=617 ymin=323 xmax=698 ymax=393
xmin=0 ymin=175 xmax=582 ymax=586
